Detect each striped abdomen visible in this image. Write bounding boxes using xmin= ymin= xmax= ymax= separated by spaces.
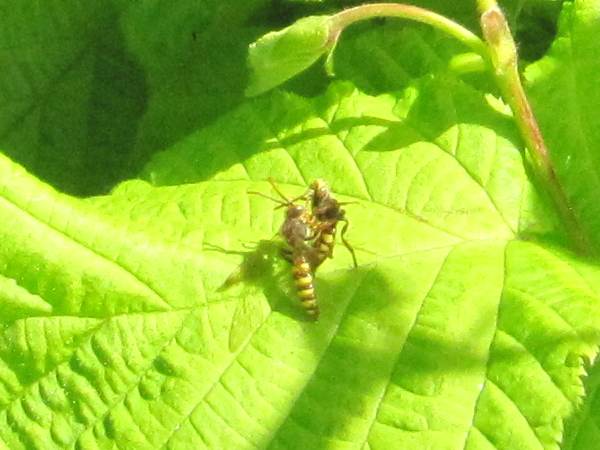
xmin=313 ymin=223 xmax=336 ymax=268
xmin=292 ymin=254 xmax=319 ymax=320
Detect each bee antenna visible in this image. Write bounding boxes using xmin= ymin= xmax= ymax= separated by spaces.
xmin=266 ymin=178 xmax=309 ymax=206
xmin=251 ymin=179 xmax=309 ymax=210
xmin=248 ymin=190 xmax=286 ymax=206
xmin=267 ymin=178 xmax=293 ymax=204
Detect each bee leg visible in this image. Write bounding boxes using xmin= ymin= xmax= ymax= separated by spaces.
xmin=280 ymin=247 xmax=294 ymax=263
xmin=340 ymin=220 xmax=358 ymax=268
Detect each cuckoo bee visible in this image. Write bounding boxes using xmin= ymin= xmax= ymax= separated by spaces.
xmin=307 ymin=179 xmax=358 ymax=269
xmin=249 ymin=180 xmax=321 ymax=320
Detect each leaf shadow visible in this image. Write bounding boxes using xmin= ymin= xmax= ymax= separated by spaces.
xmin=268 ymin=77 xmax=520 ymax=161
xmin=1 ymin=3 xmax=148 ymax=197
xmin=208 ymin=239 xmax=316 ymax=324
xmin=261 ymin=264 xmax=600 ymax=446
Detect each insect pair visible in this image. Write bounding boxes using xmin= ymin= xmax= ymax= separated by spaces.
xmin=249 ymin=178 xmax=357 ymax=320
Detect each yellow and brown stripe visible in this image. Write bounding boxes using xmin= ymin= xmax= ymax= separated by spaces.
xmin=313 ymin=223 xmax=336 ymax=267
xmin=292 ymin=254 xmax=319 ymax=320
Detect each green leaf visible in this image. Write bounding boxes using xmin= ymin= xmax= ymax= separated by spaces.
xmin=0 ymin=0 xmax=270 ymax=195
xmin=0 ymin=152 xmax=231 ymax=448
xmin=143 ymin=78 xmax=560 ymax=240
xmin=120 ymin=0 xmax=272 ymax=166
xmin=525 ymin=0 xmax=600 ymax=251
xmin=1 ymin=3 xmax=599 ymax=447
xmin=246 ymin=15 xmax=334 ymax=97
xmin=562 ymin=361 xmax=600 ymax=450
xmin=512 ymin=0 xmax=564 ymax=61
xmin=0 ymin=1 xmax=146 ymax=195
xmin=44 ymin=78 xmax=585 ymax=449
xmin=332 ymin=22 xmax=488 ymax=94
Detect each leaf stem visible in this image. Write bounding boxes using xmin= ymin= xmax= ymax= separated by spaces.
xmin=477 ymin=0 xmax=591 ymax=254
xmin=329 ymin=3 xmax=489 ymax=59
xmin=329 ymin=2 xmax=588 ymax=253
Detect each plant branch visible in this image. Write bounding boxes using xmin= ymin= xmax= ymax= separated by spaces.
xmin=327 ymin=2 xmax=589 ymax=253
xmin=477 ymin=1 xmax=591 ymax=254
xmin=330 ymin=3 xmax=489 ymax=59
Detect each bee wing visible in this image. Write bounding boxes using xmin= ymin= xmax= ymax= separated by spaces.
xmin=228 ymin=295 xmax=270 ymax=352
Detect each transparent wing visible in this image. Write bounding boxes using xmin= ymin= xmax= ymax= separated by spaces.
xmin=228 ymin=295 xmax=271 ymax=352
xmin=215 ymin=239 xmax=287 ymax=352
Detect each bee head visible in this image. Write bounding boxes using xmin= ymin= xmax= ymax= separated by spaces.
xmin=286 ymin=204 xmax=305 ymax=219
xmin=319 ymin=203 xmax=344 ymax=221
xmin=311 ymin=179 xmax=331 ymax=205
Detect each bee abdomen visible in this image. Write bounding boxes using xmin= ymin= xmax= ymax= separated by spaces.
xmin=292 ymin=254 xmax=319 ymax=320
xmin=314 ymin=225 xmax=336 ymax=266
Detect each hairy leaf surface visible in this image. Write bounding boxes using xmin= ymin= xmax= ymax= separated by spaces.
xmin=525 ymin=0 xmax=600 ymax=252
xmin=0 ymin=0 xmax=269 ymax=195
xmin=63 ymin=79 xmax=593 ymax=449
xmin=1 ymin=1 xmax=599 ymax=449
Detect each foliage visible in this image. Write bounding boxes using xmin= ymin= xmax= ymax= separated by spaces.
xmin=0 ymin=1 xmax=599 ymax=449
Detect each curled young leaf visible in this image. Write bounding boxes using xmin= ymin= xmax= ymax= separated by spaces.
xmin=246 ymin=15 xmax=334 ymax=97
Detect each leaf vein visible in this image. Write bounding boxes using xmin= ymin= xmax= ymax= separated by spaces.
xmin=159 ymin=297 xmax=280 ymax=448
xmin=359 ymin=245 xmax=455 ymax=449
xmin=0 ymin=194 xmax=173 ymax=311
xmin=264 ymin=268 xmax=371 ymax=447
xmin=462 ymin=241 xmax=507 ymax=450
xmin=64 ymin=311 xmax=191 ymax=447
xmin=485 ymin=378 xmax=545 ymax=449
xmin=315 ymin=104 xmax=373 ymax=201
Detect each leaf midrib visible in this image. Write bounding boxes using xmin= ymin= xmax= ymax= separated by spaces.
xmin=0 ymin=192 xmax=172 ymax=311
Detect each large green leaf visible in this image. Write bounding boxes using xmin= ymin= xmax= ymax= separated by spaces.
xmin=525 ymin=0 xmax=600 ymax=252
xmin=0 ymin=0 xmax=269 ymax=195
xmin=332 ymin=23 xmax=479 ymax=94
xmin=562 ymin=361 xmax=600 ymax=450
xmin=524 ymin=0 xmax=600 ymax=444
xmin=0 ymin=0 xmax=558 ymax=196
xmin=2 ymin=70 xmax=599 ymax=449
xmin=0 ymin=1 xmax=146 ymax=195
xmin=119 ymin=0 xmax=271 ymax=165
xmin=2 ymin=1 xmax=600 ymax=448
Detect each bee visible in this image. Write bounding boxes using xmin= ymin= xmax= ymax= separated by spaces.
xmin=249 ymin=180 xmax=321 ymax=320
xmin=307 ymin=179 xmax=358 ymax=269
